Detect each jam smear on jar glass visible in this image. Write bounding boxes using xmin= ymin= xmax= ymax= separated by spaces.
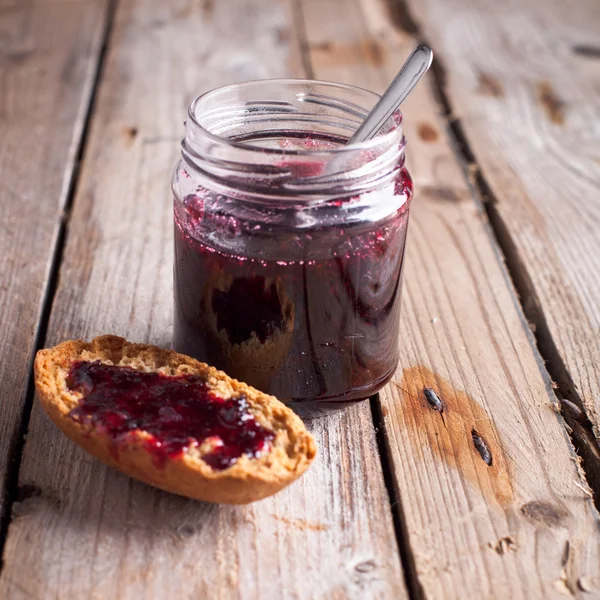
xmin=66 ymin=360 xmax=274 ymax=470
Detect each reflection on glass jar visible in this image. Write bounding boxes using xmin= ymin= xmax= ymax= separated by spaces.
xmin=172 ymin=79 xmax=413 ymax=414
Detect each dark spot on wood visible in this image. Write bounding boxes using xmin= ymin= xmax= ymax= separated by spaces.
xmin=202 ymin=0 xmax=215 ymax=18
xmin=354 ymin=559 xmax=377 ymax=573
xmin=488 ymin=536 xmax=516 ymax=554
xmin=562 ymin=540 xmax=570 ymax=566
xmin=476 ymin=72 xmax=504 ymax=97
xmin=147 ymin=18 xmax=167 ymax=29
xmin=178 ymin=524 xmax=195 ymax=537
xmin=15 ymin=484 xmax=41 ymax=502
xmin=572 ymin=45 xmax=600 ymax=59
xmin=364 ymin=39 xmax=384 ymax=67
xmin=537 ymin=81 xmax=565 ymax=125
xmin=276 ymin=28 xmax=290 ymax=44
xmin=421 ymin=185 xmax=460 ymax=203
xmin=417 ymin=122 xmax=439 ymax=142
xmin=521 ymin=501 xmax=566 ymax=526
xmin=6 ymin=49 xmax=34 ymax=64
xmin=351 ymin=558 xmax=378 ymax=585
xmin=60 ymin=50 xmax=78 ymax=83
xmin=311 ymin=41 xmax=332 ymax=52
xmin=124 ymin=126 xmax=138 ymax=144
xmin=472 ymin=429 xmax=493 ymax=466
xmin=385 ymin=0 xmax=419 ymax=34
xmin=423 ymin=388 xmax=443 ymax=413
xmin=381 ymin=405 xmax=389 ymax=417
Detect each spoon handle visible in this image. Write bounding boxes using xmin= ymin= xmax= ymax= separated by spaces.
xmin=347 ymin=43 xmax=433 ymax=144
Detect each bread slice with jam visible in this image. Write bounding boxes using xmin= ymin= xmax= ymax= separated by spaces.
xmin=34 ymin=335 xmax=316 ymax=504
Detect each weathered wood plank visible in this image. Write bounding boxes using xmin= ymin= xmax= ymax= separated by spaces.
xmin=301 ymin=0 xmax=600 ymax=597
xmin=0 ymin=1 xmax=407 ymax=598
xmin=0 ymin=0 xmax=108 ymax=523
xmin=403 ymin=0 xmax=600 ymax=444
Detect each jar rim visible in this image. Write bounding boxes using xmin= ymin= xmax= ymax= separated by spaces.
xmin=186 ymin=78 xmax=403 ymax=156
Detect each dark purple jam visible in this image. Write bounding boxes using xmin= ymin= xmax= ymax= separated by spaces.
xmin=213 ymin=276 xmax=286 ymax=344
xmin=66 ymin=360 xmax=274 ymax=470
xmin=173 ymin=139 xmax=412 ymax=412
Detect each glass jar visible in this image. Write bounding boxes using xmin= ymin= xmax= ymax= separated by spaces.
xmin=172 ymin=79 xmax=413 ymax=414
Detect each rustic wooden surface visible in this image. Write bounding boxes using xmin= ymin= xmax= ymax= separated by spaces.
xmin=0 ymin=0 xmax=599 ymax=598
xmin=303 ymin=0 xmax=600 ymax=597
xmin=0 ymin=0 xmax=108 ymax=521
xmin=0 ymin=1 xmax=406 ymax=598
xmin=403 ymin=0 xmax=600 ymax=442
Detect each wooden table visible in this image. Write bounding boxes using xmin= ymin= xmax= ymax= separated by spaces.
xmin=1 ymin=0 xmax=599 ymax=597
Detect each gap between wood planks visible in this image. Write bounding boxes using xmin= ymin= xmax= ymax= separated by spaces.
xmin=370 ymin=396 xmax=425 ymax=600
xmin=0 ymin=0 xmax=120 ymax=570
xmin=385 ymin=0 xmax=600 ymax=509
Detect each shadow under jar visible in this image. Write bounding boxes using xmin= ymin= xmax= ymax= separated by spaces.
xmin=173 ymin=79 xmax=413 ymax=416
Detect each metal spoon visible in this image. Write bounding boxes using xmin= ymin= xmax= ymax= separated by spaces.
xmin=347 ymin=43 xmax=433 ymax=144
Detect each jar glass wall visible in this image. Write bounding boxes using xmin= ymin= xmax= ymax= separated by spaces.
xmin=172 ymin=79 xmax=413 ymax=414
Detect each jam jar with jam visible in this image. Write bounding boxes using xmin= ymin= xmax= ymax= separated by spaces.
xmin=172 ymin=80 xmax=413 ymax=413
